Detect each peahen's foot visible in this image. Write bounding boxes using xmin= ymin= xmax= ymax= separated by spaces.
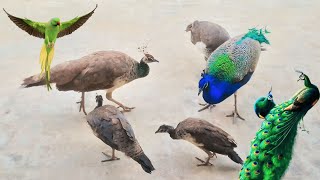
xmin=117 ymin=105 xmax=135 ymax=112
xmin=101 ymin=152 xmax=120 ymax=162
xmin=195 ymin=157 xmax=213 ymax=166
xmin=198 ymin=104 xmax=216 ymax=112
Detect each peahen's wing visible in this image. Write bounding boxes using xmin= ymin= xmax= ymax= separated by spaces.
xmin=182 ymin=119 xmax=237 ymax=148
xmin=57 ymin=4 xmax=97 ymax=38
xmin=86 ymin=114 xmax=118 ymax=150
xmin=3 ymin=9 xmax=46 ymax=38
xmin=113 ymin=112 xmax=135 ymax=141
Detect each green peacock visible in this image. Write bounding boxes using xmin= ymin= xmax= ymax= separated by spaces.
xmin=239 ymin=70 xmax=319 ymax=180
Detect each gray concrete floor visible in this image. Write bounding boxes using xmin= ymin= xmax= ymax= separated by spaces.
xmin=1 ymin=0 xmax=320 ymax=179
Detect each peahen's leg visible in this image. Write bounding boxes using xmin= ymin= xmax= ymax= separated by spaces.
xmin=226 ymin=91 xmax=245 ymax=123
xmin=76 ymin=92 xmax=87 ymax=115
xmin=106 ymin=91 xmax=135 ymax=112
xmin=101 ymin=149 xmax=120 ymax=162
xmin=195 ymin=149 xmax=215 ymax=166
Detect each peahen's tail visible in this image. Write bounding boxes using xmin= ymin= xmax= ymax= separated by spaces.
xmin=133 ymin=152 xmax=155 ymax=174
xmin=39 ymin=44 xmax=55 ymax=91
xmin=228 ymin=150 xmax=243 ymax=165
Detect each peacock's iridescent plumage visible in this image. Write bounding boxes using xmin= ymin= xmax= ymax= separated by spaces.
xmin=239 ymin=71 xmax=319 ymax=180
xmin=199 ymin=28 xmax=270 ymax=104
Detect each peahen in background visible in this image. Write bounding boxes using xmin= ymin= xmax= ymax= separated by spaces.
xmin=198 ymin=27 xmax=270 ymax=123
xmin=239 ymin=71 xmax=319 ymax=180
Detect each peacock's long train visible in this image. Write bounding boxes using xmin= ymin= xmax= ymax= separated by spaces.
xmin=239 ymin=71 xmax=319 ymax=180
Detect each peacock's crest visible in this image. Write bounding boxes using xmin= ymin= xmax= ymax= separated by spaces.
xmin=237 ymin=27 xmax=270 ymax=45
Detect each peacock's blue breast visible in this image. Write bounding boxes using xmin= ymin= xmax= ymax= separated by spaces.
xmin=200 ymin=72 xmax=253 ymax=104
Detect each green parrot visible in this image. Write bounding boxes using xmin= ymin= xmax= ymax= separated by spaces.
xmin=3 ymin=4 xmax=98 ymax=90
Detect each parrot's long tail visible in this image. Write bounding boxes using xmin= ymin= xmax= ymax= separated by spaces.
xmin=39 ymin=44 xmax=55 ymax=91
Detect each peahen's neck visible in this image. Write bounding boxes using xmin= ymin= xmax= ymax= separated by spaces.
xmin=137 ymin=60 xmax=150 ymax=78
xmin=95 ymin=101 xmax=103 ymax=109
xmin=167 ymin=127 xmax=178 ymax=139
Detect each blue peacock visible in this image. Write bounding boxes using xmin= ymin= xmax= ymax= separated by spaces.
xmin=198 ymin=27 xmax=270 ymax=122
xmin=239 ymin=70 xmax=319 ymax=180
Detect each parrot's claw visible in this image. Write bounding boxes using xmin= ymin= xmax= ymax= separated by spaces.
xmin=47 ymin=42 xmax=55 ymax=48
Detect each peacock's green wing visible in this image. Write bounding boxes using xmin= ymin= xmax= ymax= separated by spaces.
xmin=207 ymin=53 xmax=237 ymax=82
xmin=57 ymin=4 xmax=97 ymax=38
xmin=207 ymin=34 xmax=261 ymax=83
xmin=288 ymin=88 xmax=319 ymax=111
xmin=3 ymin=8 xmax=46 ymax=38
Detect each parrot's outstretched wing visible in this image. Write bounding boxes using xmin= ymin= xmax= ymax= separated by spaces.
xmin=57 ymin=4 xmax=98 ymax=38
xmin=3 ymin=8 xmax=46 ymax=38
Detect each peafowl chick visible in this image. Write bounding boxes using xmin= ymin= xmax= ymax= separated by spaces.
xmin=186 ymin=20 xmax=230 ymax=61
xmin=155 ymin=118 xmax=243 ymax=166
xmin=86 ymin=95 xmax=155 ymax=174
xmin=21 ymin=50 xmax=159 ymax=115
xmin=198 ymin=27 xmax=270 ymax=123
xmin=239 ymin=71 xmax=319 ymax=180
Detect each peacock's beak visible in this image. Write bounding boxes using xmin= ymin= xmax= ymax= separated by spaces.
xmin=198 ymin=88 xmax=203 ymax=96
xmin=261 ymin=47 xmax=267 ymax=51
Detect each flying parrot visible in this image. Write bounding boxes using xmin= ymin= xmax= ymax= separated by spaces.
xmin=3 ymin=4 xmax=98 ymax=90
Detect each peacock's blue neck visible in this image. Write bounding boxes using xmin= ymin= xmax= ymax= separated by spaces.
xmin=201 ymin=73 xmax=253 ymax=104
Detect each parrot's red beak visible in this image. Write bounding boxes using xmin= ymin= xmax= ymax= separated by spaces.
xmin=57 ymin=22 xmax=60 ymax=26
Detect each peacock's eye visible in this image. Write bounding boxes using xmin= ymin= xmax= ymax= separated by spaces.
xmin=204 ymin=82 xmax=209 ymax=89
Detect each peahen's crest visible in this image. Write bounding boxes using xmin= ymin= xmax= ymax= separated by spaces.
xmin=237 ymin=27 xmax=270 ymax=45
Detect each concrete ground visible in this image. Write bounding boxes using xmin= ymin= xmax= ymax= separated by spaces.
xmin=1 ymin=0 xmax=320 ymax=179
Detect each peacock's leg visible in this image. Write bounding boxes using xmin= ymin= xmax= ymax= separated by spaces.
xmin=76 ymin=92 xmax=87 ymax=115
xmin=101 ymin=149 xmax=120 ymax=162
xmin=106 ymin=91 xmax=135 ymax=112
xmin=195 ymin=149 xmax=215 ymax=166
xmin=198 ymin=104 xmax=216 ymax=112
xmin=299 ymin=119 xmax=310 ymax=133
xmin=226 ymin=92 xmax=245 ymax=123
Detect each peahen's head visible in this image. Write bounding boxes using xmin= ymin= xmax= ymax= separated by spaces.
xmin=155 ymin=125 xmax=174 ymax=134
xmin=141 ymin=53 xmax=159 ymax=63
xmin=50 ymin=17 xmax=60 ymax=26
xmin=254 ymin=87 xmax=276 ymax=119
xmin=95 ymin=95 xmax=103 ymax=109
